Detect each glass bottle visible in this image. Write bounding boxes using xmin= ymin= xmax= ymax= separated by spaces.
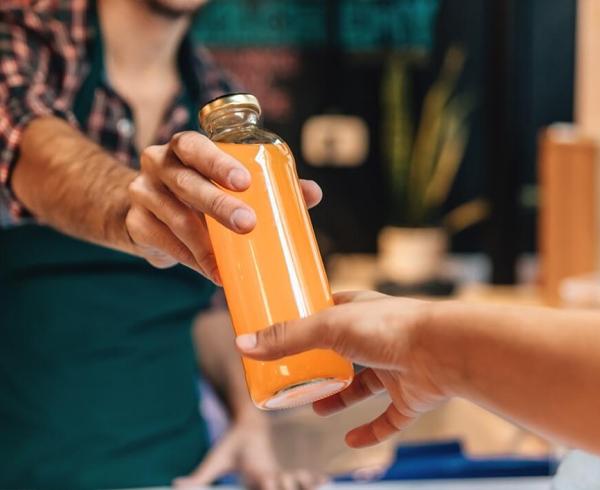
xmin=199 ymin=94 xmax=354 ymax=410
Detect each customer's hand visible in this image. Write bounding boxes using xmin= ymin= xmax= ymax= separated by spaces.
xmin=126 ymin=131 xmax=322 ymax=284
xmin=173 ymin=414 xmax=327 ymax=490
xmin=236 ymin=291 xmax=450 ymax=448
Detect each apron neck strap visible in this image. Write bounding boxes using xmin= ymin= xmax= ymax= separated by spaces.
xmin=73 ymin=0 xmax=201 ymax=132
xmin=73 ymin=0 xmax=103 ymax=127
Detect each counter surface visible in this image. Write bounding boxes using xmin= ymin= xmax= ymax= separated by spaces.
xmin=122 ymin=477 xmax=552 ymax=490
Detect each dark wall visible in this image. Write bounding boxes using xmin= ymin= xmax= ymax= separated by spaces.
xmin=434 ymin=0 xmax=576 ymax=264
xmin=513 ymin=0 xmax=577 ymax=253
xmin=200 ymin=1 xmax=439 ymax=256
xmin=198 ymin=0 xmax=577 ymax=271
xmin=274 ymin=52 xmax=388 ymax=256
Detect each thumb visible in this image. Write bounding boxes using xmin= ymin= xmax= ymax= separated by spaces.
xmin=236 ymin=313 xmax=335 ymax=361
xmin=172 ymin=434 xmax=235 ymax=487
xmin=299 ymin=179 xmax=323 ymax=209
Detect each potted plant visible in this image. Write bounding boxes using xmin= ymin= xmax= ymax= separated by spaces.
xmin=378 ymin=46 xmax=486 ymax=289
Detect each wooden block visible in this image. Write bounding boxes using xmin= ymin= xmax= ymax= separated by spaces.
xmin=538 ymin=125 xmax=598 ymax=305
xmin=576 ymin=0 xmax=600 ymax=141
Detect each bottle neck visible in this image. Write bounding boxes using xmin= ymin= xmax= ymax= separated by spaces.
xmin=204 ymin=108 xmax=260 ymax=140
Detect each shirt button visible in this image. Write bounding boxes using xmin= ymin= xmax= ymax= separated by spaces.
xmin=117 ymin=118 xmax=134 ymax=138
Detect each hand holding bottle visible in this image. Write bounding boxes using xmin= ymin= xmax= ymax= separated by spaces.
xmin=125 ymin=131 xmax=323 ymax=283
xmin=237 ymin=289 xmax=600 ymax=453
xmin=195 ymin=94 xmax=353 ymax=409
xmin=236 ymin=291 xmax=448 ymax=446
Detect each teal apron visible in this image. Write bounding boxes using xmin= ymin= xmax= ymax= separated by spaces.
xmin=0 ymin=10 xmax=214 ymax=489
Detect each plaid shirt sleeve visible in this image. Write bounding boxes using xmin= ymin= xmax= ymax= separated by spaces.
xmin=0 ymin=0 xmax=88 ymax=227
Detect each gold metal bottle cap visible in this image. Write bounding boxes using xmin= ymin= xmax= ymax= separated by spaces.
xmin=198 ymin=93 xmax=261 ymax=129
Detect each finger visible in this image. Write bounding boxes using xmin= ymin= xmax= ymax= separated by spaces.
xmin=254 ymin=475 xmax=278 ymax=490
xmin=172 ymin=437 xmax=235 ymax=487
xmin=313 ymin=368 xmax=384 ymax=416
xmin=235 ymin=312 xmax=335 ymax=360
xmin=237 ymin=305 xmax=405 ymax=371
xmin=333 ymin=290 xmax=389 ymax=305
xmin=280 ymin=473 xmax=298 ymax=490
xmin=299 ymin=180 xmax=323 ymax=209
xmin=141 ymin=146 xmax=256 ymax=234
xmin=126 ymin=206 xmax=199 ymax=271
xmin=170 ymin=131 xmax=251 ymax=191
xmin=138 ymin=246 xmax=178 ymax=269
xmin=316 ymin=473 xmax=330 ymax=488
xmin=294 ymin=469 xmax=325 ymax=490
xmin=129 ymin=177 xmax=220 ymax=283
xmin=345 ymin=403 xmax=413 ymax=448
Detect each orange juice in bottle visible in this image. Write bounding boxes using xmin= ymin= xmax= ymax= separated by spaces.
xmin=199 ymin=94 xmax=354 ymax=410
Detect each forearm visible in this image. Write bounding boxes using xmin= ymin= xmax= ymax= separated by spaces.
xmin=194 ymin=306 xmax=262 ymax=422
xmin=11 ymin=116 xmax=136 ymax=252
xmin=427 ymin=301 xmax=600 ymax=451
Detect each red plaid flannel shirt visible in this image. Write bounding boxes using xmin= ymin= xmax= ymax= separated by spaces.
xmin=0 ymin=0 xmax=233 ymax=227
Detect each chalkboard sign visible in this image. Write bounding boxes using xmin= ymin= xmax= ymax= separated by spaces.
xmin=194 ymin=0 xmax=439 ymax=51
xmin=340 ymin=0 xmax=439 ymax=50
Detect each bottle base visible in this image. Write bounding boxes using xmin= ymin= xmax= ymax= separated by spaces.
xmin=260 ymin=378 xmax=350 ymax=410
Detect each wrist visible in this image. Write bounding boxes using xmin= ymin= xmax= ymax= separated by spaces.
xmin=105 ymin=169 xmax=137 ymax=254
xmin=226 ymin=383 xmax=268 ymax=426
xmin=233 ymin=404 xmax=268 ymax=427
xmin=416 ymin=300 xmax=468 ymax=398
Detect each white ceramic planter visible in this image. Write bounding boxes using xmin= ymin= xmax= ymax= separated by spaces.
xmin=378 ymin=226 xmax=447 ymax=284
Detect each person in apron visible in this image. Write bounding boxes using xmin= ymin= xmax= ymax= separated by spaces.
xmin=0 ymin=1 xmax=321 ymax=488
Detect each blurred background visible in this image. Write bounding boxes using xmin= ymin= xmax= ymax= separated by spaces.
xmin=195 ymin=0 xmax=575 ymax=280
xmin=195 ymin=0 xmax=600 ymax=482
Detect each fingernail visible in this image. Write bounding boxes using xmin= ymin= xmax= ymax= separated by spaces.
xmin=236 ymin=333 xmax=257 ymax=351
xmin=231 ymin=208 xmax=255 ymax=232
xmin=229 ymin=168 xmax=250 ymax=190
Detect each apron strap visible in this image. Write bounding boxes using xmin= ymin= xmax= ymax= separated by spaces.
xmin=73 ymin=0 xmax=103 ymax=127
xmin=74 ymin=0 xmax=201 ymax=133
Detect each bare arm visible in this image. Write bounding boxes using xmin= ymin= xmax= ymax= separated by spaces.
xmin=426 ymin=301 xmax=600 ymax=452
xmin=237 ymin=291 xmax=600 ymax=453
xmin=10 ymin=116 xmax=322 ymax=283
xmin=193 ymin=304 xmax=259 ymax=420
xmin=2 ymin=6 xmax=260 ymax=281
xmin=181 ymin=304 xmax=288 ymax=488
xmin=11 ymin=116 xmax=255 ymax=282
xmin=12 ymin=116 xmax=136 ymax=251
